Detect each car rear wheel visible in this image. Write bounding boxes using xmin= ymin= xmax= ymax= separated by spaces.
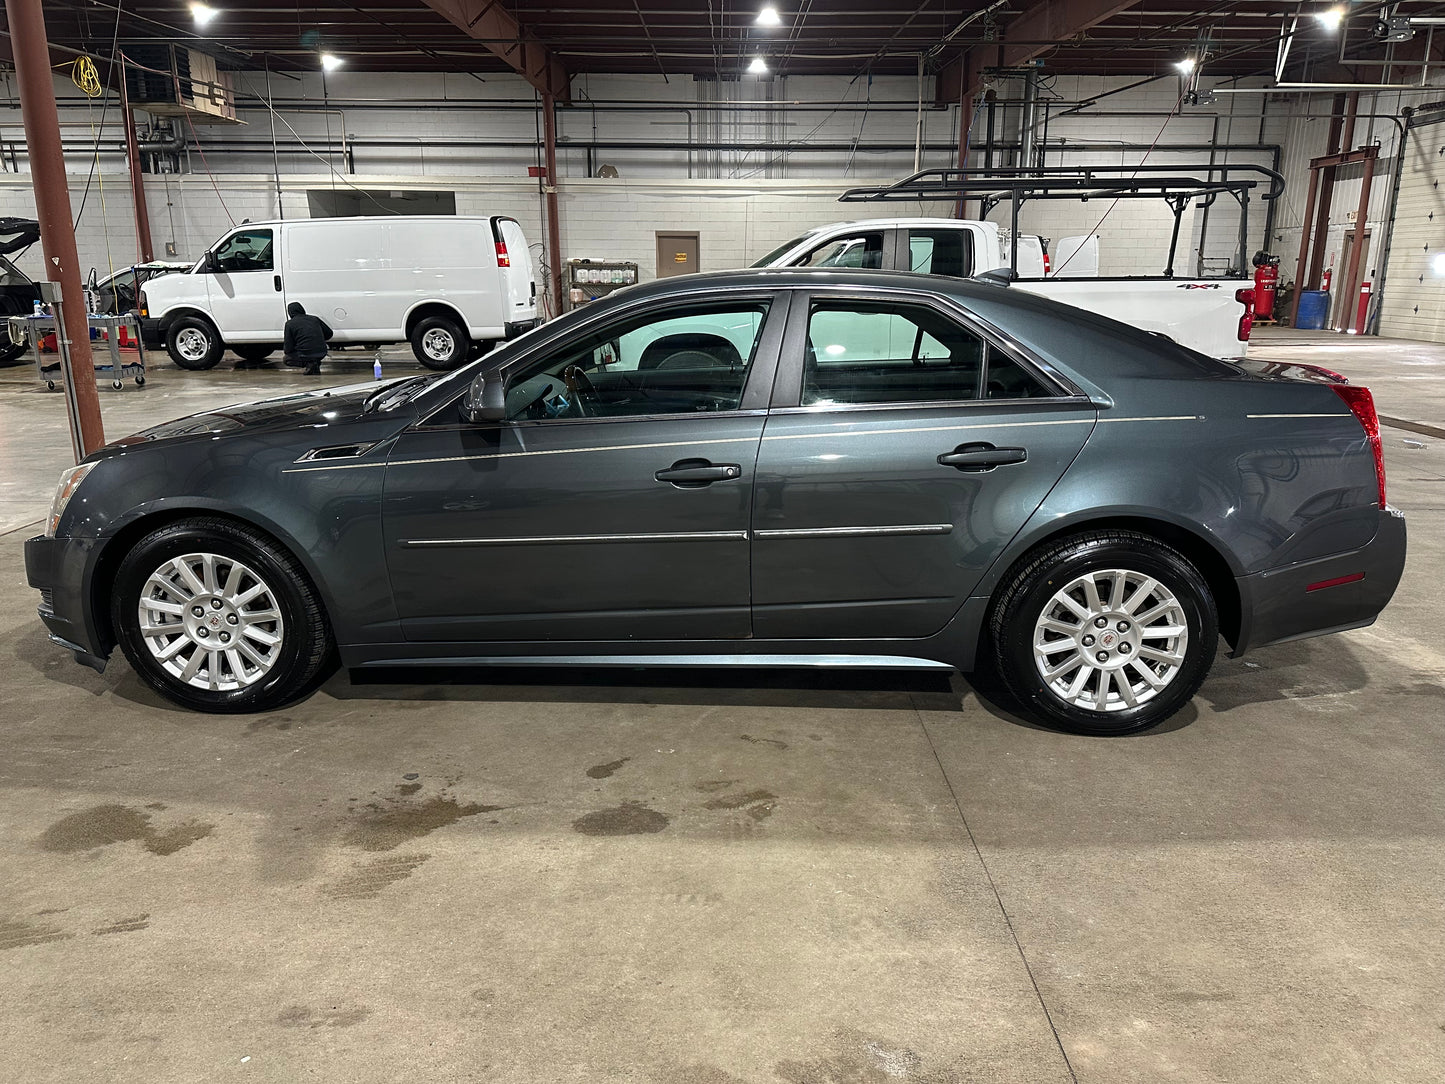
xmin=988 ymin=530 xmax=1217 ymax=736
xmin=111 ymin=518 xmax=334 ymax=713
xmin=167 ymin=316 xmax=223 ymax=370
xmin=410 ymin=315 xmax=469 ymax=371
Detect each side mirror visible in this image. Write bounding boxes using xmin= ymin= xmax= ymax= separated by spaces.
xmin=462 ymin=370 xmax=507 ymax=424
xmin=204 ymin=251 xmax=220 ymax=274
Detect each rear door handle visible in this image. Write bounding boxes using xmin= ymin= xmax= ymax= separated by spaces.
xmin=655 ymin=459 xmax=742 ymax=487
xmin=273 ymin=274 xmax=282 ymax=292
xmin=937 ymin=443 xmax=1028 ymax=471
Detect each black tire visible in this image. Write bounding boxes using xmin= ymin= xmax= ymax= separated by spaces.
xmin=0 ymin=337 xmax=27 ymax=368
xmin=166 ymin=316 xmax=224 ymax=370
xmin=111 ymin=517 xmax=335 ymax=713
xmin=987 ymin=530 xmax=1218 ymax=736
xmin=468 ymin=339 xmax=497 ymax=361
xmin=233 ymin=344 xmax=275 ymax=363
xmin=410 ymin=314 xmax=469 ymax=371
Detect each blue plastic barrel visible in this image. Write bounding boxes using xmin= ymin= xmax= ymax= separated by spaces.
xmin=1295 ymin=289 xmax=1330 ymax=330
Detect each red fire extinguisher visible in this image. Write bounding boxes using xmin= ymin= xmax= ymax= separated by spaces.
xmin=1251 ymin=250 xmax=1280 ymax=319
xmin=1353 ymin=279 xmax=1372 ymax=335
xmin=1321 ymin=266 xmax=1333 ymax=293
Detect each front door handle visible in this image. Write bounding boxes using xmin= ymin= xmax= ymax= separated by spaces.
xmin=273 ymin=274 xmax=283 ymax=292
xmin=655 ymin=458 xmax=742 ymax=488
xmin=937 ymin=443 xmax=1028 ymax=471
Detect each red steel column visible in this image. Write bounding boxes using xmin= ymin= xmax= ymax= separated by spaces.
xmin=5 ymin=0 xmax=104 ymax=457
xmin=120 ymin=70 xmax=155 ymax=262
xmin=541 ymin=92 xmax=564 ymax=316
xmin=954 ymin=55 xmax=974 ymax=219
xmin=1339 ymin=149 xmax=1377 ymax=334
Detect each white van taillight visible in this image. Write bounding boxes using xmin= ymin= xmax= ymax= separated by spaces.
xmin=495 ymin=241 xmax=511 ymax=268
xmin=1331 ymin=384 xmax=1386 ymax=507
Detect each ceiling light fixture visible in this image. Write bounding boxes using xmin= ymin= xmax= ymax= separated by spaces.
xmin=320 ymin=53 xmax=345 ymax=72
xmin=189 ymin=2 xmax=219 ymax=25
xmin=748 ymin=56 xmax=769 ymax=74
xmin=756 ymin=5 xmax=782 ymax=26
xmin=1316 ymin=6 xmax=1346 ymax=31
xmin=1176 ymin=56 xmax=1196 ymax=74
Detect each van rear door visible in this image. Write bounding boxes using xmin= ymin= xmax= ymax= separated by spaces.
xmin=492 ymin=217 xmax=536 ymax=322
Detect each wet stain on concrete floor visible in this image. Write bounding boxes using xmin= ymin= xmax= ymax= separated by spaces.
xmin=322 ymin=854 xmax=431 ymax=900
xmin=275 ymin=1004 xmax=372 ymax=1028
xmin=92 ymin=913 xmax=150 ymax=936
xmin=38 ymin=804 xmax=213 ymax=857
xmin=345 ymin=795 xmax=501 ymax=852
xmin=0 ymin=918 xmax=72 ymax=951
xmin=573 ymin=802 xmax=670 ymax=836
xmin=585 ymin=757 xmax=631 ymax=779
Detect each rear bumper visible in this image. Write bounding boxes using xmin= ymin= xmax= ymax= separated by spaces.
xmin=1232 ymin=505 xmax=1407 ymax=656
xmin=24 ymin=533 xmax=108 ymax=667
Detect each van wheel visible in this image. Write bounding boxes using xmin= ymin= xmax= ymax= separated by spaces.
xmin=167 ymin=317 xmax=223 ymax=370
xmin=411 ymin=315 xmax=468 ymax=371
xmin=234 ymin=345 xmax=275 ymax=363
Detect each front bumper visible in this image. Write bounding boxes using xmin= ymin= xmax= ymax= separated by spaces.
xmin=138 ymin=316 xmax=164 ymax=349
xmin=1233 ymin=505 xmax=1407 ymax=656
xmin=505 ymin=318 xmax=538 ymax=339
xmin=24 ymin=533 xmax=108 ymax=668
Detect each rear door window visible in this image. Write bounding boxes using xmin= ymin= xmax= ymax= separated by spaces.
xmin=802 ymin=298 xmax=1053 ymax=406
xmin=907 ymin=229 xmax=973 ymax=278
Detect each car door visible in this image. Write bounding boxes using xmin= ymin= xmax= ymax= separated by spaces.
xmin=382 ymin=292 xmax=788 ymax=642
xmin=204 ymin=226 xmax=285 ymax=340
xmin=751 ymin=289 xmax=1097 ymax=640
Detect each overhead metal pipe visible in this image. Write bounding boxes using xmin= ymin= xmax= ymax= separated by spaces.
xmin=4 ymin=0 xmax=104 ymax=458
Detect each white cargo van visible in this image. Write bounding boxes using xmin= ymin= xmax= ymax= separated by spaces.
xmin=139 ymin=215 xmax=537 ymax=370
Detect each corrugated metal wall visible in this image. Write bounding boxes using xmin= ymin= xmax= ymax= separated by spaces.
xmin=1378 ymin=113 xmax=1445 ymax=340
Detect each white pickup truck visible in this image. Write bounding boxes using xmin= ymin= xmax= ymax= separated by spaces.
xmin=752 ymin=217 xmax=1253 ymax=359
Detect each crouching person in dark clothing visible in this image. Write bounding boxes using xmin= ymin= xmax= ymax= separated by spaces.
xmin=283 ymin=302 xmax=332 ymax=375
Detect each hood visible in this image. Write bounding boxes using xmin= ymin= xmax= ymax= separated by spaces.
xmin=108 ymin=380 xmax=400 ymax=448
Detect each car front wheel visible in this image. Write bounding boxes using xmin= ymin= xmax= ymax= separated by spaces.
xmin=988 ymin=530 xmax=1218 ymax=736
xmin=167 ymin=316 xmax=223 ymax=370
xmin=111 ymin=517 xmax=334 ymax=713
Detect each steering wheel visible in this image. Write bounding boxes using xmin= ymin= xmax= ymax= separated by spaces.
xmin=562 ymin=364 xmax=599 ymax=417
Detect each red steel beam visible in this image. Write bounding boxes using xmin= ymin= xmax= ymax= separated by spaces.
xmin=936 ymin=0 xmax=1140 ymax=104
xmin=541 ymin=91 xmax=564 ymax=317
xmin=4 ymin=0 xmax=104 ymax=458
xmin=420 ymin=0 xmax=570 ymax=101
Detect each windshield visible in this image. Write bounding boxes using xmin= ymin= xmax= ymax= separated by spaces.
xmin=751 ymin=232 xmax=820 ymax=267
xmin=0 ymin=256 xmax=33 ymax=289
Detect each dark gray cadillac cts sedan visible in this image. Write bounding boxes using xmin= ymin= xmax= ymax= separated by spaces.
xmin=26 ymin=269 xmax=1405 ymax=735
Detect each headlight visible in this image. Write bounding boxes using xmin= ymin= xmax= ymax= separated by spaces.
xmin=46 ymin=462 xmax=97 ymax=537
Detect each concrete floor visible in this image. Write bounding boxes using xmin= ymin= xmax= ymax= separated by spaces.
xmin=1 ymin=331 xmax=1443 ymax=1083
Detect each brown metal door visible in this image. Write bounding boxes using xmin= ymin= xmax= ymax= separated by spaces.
xmin=656 ymin=232 xmax=700 ymax=278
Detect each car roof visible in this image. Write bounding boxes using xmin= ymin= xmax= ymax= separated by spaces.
xmin=794 ymin=218 xmax=987 ymax=235
xmin=619 ymin=266 xmax=1000 ymax=303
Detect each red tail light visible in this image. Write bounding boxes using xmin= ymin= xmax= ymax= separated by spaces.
xmin=1235 ymin=287 xmax=1255 ymax=342
xmin=495 ymin=241 xmax=511 ymax=267
xmin=1331 ymin=384 xmax=1386 ymax=507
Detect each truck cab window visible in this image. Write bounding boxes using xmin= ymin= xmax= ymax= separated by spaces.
xmin=794 ymin=232 xmax=884 ymax=270
xmin=212 ymin=230 xmax=274 ymax=273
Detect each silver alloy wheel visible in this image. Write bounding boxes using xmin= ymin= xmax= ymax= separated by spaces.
xmin=137 ymin=552 xmax=285 ymax=692
xmin=1031 ymin=568 xmax=1189 ymax=714
xmin=175 ymin=327 xmax=211 ymax=362
xmin=422 ymin=327 xmax=455 ymax=361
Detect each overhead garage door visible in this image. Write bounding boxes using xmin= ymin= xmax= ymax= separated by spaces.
xmin=1379 ymin=119 xmax=1445 ymax=341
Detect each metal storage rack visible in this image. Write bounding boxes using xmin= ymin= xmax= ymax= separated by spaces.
xmin=564 ymin=259 xmax=639 ymax=311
